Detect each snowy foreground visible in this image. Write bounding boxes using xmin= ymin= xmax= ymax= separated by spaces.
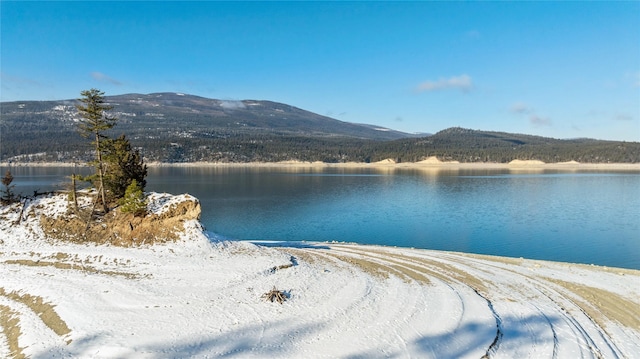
xmin=1 ymin=194 xmax=639 ymax=358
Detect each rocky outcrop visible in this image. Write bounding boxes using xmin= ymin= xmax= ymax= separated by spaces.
xmin=39 ymin=193 xmax=201 ymax=246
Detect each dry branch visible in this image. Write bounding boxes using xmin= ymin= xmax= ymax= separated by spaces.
xmin=262 ymin=287 xmax=287 ymax=304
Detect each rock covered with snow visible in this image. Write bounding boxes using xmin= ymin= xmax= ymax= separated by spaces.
xmin=1 ymin=191 xmax=203 ymax=247
xmin=146 ymin=192 xmax=200 ymax=218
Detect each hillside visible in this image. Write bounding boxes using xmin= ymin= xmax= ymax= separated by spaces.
xmin=0 ymin=92 xmax=412 ymax=162
xmin=1 ymin=93 xmax=639 ymax=163
xmin=371 ymin=127 xmax=640 ymax=163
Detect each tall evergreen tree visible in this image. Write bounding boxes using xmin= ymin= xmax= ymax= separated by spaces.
xmin=103 ymin=134 xmax=148 ymax=200
xmin=1 ymin=170 xmax=16 ymax=205
xmin=76 ymin=89 xmax=117 ymax=212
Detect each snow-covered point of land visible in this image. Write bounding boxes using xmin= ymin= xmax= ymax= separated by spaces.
xmin=1 ymin=193 xmax=639 ymax=358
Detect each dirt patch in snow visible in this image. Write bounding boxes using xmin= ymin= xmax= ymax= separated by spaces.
xmin=321 ymin=252 xmax=392 ymax=280
xmin=548 ymin=278 xmax=640 ymax=330
xmin=284 ymin=248 xmax=322 ymax=266
xmin=3 ymin=259 xmax=141 ymax=279
xmin=0 ymin=304 xmax=24 ymax=359
xmin=331 ymin=245 xmax=487 ymax=292
xmin=0 ymin=288 xmax=71 ymax=338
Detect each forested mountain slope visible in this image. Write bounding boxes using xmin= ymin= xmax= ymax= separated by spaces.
xmin=1 ymin=93 xmax=638 ymax=163
xmin=0 ymin=92 xmax=412 ymax=162
xmin=370 ymin=127 xmax=640 ymax=163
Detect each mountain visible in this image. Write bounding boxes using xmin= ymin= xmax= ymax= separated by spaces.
xmin=370 ymin=127 xmax=640 ymax=163
xmin=0 ymin=92 xmax=417 ymax=162
xmin=1 ymin=93 xmax=638 ymax=163
xmin=2 ymin=92 xmax=412 ymax=137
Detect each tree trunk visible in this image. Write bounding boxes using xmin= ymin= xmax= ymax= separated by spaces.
xmin=95 ymin=132 xmax=108 ymax=213
xmin=71 ymin=173 xmax=78 ymax=211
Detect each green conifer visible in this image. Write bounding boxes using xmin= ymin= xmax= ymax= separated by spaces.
xmin=103 ymin=134 xmax=148 ymax=201
xmin=1 ymin=170 xmax=16 ymax=205
xmin=76 ymin=89 xmax=117 ymax=212
xmin=119 ymin=179 xmax=147 ymax=217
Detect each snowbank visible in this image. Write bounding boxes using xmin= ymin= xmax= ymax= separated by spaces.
xmin=1 ymin=194 xmax=639 ymax=358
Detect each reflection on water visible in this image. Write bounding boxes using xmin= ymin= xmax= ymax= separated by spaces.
xmin=1 ymin=165 xmax=92 ymax=195
xmin=4 ymin=165 xmax=640 ymax=269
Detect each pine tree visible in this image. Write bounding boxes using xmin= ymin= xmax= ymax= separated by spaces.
xmin=119 ymin=179 xmax=147 ymax=217
xmin=1 ymin=170 xmax=16 ymax=205
xmin=103 ymin=134 xmax=148 ymax=201
xmin=76 ymin=89 xmax=117 ymax=213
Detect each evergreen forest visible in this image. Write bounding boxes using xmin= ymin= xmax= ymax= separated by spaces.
xmin=2 ymin=93 xmax=638 ymax=164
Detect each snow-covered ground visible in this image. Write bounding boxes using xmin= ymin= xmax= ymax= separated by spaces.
xmin=1 ymin=194 xmax=639 ymax=358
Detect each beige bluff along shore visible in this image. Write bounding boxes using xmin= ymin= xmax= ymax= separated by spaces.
xmin=7 ymin=159 xmax=636 ymax=170
xmin=146 ymin=158 xmax=640 ymax=170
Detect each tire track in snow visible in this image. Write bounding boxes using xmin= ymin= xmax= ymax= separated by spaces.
xmin=312 ymin=245 xmax=639 ymax=358
xmin=327 ymin=246 xmax=491 ymax=333
xmin=275 ymin=248 xmax=384 ymax=350
xmin=529 ymin=301 xmax=559 ymax=359
xmin=371 ymin=249 xmax=504 ymax=358
xmin=475 ymin=288 xmax=503 ymax=359
xmin=439 ymin=257 xmax=585 ymax=357
xmin=540 ymin=283 xmax=620 ymax=359
xmin=435 ymin=253 xmax=629 ymax=358
xmin=319 ymin=245 xmax=497 ymax=357
xmin=431 ymin=254 xmax=564 ymax=358
xmin=324 ymin=245 xmax=469 ymax=331
xmin=283 ymin=247 xmax=428 ymax=358
xmin=535 ymin=286 xmax=601 ymax=359
xmin=409 ymin=253 xmax=607 ymax=359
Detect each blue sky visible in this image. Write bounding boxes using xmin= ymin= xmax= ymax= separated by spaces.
xmin=2 ymin=1 xmax=639 ymax=141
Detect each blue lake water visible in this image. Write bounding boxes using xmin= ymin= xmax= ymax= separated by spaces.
xmin=5 ymin=166 xmax=640 ymax=269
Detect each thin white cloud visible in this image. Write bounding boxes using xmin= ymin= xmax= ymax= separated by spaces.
xmin=510 ymin=102 xmax=533 ymax=115
xmin=91 ymin=72 xmax=123 ymax=86
xmin=511 ymin=101 xmax=551 ymax=127
xmin=0 ymin=72 xmax=40 ymax=86
xmin=416 ymin=74 xmax=473 ymax=93
xmin=614 ymin=113 xmax=633 ymax=122
xmin=610 ymin=71 xmax=640 ymax=87
xmin=0 ymin=72 xmax=45 ymax=101
xmin=530 ymin=115 xmax=552 ymax=127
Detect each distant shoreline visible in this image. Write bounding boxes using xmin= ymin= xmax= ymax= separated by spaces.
xmin=3 ymin=159 xmax=640 ymax=171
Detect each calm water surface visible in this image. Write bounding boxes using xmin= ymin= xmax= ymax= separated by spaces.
xmin=5 ymin=166 xmax=640 ymax=269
